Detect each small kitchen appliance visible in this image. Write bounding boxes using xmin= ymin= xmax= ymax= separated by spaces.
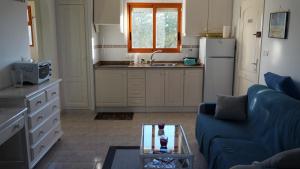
xmin=13 ymin=61 xmax=52 ymax=84
xmin=183 ymin=57 xmax=198 ymax=66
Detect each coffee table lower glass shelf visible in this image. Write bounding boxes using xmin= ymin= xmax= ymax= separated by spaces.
xmin=140 ymin=124 xmax=193 ymax=169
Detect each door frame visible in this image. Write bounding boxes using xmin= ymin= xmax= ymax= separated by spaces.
xmin=56 ymin=0 xmax=95 ymax=110
xmin=234 ymin=0 xmax=265 ymax=96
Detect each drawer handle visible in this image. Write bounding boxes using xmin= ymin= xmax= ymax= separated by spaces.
xmin=53 ymin=118 xmax=58 ymax=124
xmin=35 ymin=100 xmax=42 ymax=106
xmin=39 ymin=145 xmax=45 ymax=152
xmin=13 ymin=124 xmax=20 ymax=130
xmin=51 ymin=91 xmax=57 ymax=96
xmin=37 ymin=115 xmax=44 ymax=120
xmin=52 ymin=105 xmax=58 ymax=111
xmin=38 ymin=131 xmax=44 ymax=136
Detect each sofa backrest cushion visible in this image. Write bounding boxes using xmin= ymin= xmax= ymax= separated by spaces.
xmin=264 ymin=72 xmax=300 ymax=100
xmin=247 ymin=85 xmax=300 ymax=154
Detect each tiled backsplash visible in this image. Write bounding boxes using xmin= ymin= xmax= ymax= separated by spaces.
xmin=94 ymin=25 xmax=200 ymax=62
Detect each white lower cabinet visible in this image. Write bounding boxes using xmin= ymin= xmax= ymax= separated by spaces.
xmin=26 ymin=81 xmax=63 ymax=168
xmin=95 ymin=68 xmax=203 ymax=111
xmin=184 ymin=69 xmax=204 ymax=106
xmin=128 ymin=70 xmax=145 ymax=106
xmin=95 ymin=70 xmax=127 ymax=107
xmin=146 ymin=70 xmax=165 ymax=107
xmin=165 ymin=70 xmax=184 ymax=106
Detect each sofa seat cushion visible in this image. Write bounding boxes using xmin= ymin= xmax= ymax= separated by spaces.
xmin=196 ymin=113 xmax=254 ymax=161
xmin=209 ymin=138 xmax=272 ymax=169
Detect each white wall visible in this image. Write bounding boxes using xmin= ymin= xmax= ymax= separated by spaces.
xmin=95 ymin=0 xmax=197 ymax=62
xmin=37 ymin=0 xmax=59 ymax=78
xmin=259 ymin=0 xmax=300 ymax=88
xmin=95 ymin=25 xmax=199 ymax=62
xmin=232 ymin=0 xmax=244 ymax=38
xmin=0 ymin=0 xmax=30 ymax=89
xmin=232 ymin=0 xmax=300 ymax=88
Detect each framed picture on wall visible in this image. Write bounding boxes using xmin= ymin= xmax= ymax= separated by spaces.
xmin=268 ymin=12 xmax=289 ymax=39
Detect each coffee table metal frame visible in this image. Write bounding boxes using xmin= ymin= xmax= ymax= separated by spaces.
xmin=140 ymin=123 xmax=194 ymax=169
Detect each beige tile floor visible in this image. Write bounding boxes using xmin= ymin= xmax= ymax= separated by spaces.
xmin=34 ymin=111 xmax=207 ymax=169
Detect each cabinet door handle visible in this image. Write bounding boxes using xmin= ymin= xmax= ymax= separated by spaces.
xmin=51 ymin=91 xmax=57 ymax=96
xmin=54 ymin=130 xmax=60 ymax=135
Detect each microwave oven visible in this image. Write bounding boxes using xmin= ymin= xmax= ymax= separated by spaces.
xmin=13 ymin=61 xmax=52 ymax=84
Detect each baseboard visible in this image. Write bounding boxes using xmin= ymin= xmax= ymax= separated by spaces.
xmin=96 ymin=106 xmax=198 ymax=113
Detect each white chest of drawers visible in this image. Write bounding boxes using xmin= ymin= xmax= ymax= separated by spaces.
xmin=0 ymin=79 xmax=63 ymax=169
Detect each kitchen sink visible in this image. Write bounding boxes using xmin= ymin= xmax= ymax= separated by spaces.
xmin=150 ymin=63 xmax=177 ymax=67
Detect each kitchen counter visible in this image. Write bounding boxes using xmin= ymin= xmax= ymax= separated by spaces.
xmin=0 ymin=78 xmax=62 ymax=99
xmin=94 ymin=62 xmax=204 ymax=69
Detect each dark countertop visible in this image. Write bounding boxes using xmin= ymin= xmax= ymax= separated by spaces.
xmin=94 ymin=61 xmax=204 ymax=69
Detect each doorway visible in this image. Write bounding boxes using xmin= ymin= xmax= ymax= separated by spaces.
xmin=234 ymin=0 xmax=265 ymax=95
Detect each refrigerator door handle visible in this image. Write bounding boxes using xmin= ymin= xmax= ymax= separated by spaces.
xmin=208 ymin=56 xmax=234 ymax=59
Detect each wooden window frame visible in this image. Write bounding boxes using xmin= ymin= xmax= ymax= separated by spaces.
xmin=27 ymin=6 xmax=34 ymax=47
xmin=127 ymin=3 xmax=182 ymax=53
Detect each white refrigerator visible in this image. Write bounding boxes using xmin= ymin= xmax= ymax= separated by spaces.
xmin=199 ymin=38 xmax=236 ymax=102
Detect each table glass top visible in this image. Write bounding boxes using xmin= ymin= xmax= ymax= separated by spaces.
xmin=141 ymin=124 xmax=190 ymax=155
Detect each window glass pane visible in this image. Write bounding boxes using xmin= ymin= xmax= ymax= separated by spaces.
xmin=156 ymin=8 xmax=178 ymax=48
xmin=131 ymin=8 xmax=153 ymax=48
xmin=28 ymin=26 xmax=33 ymax=46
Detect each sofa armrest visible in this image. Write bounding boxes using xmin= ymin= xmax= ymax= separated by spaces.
xmin=198 ymin=103 xmax=216 ymax=115
xmin=230 ymin=165 xmax=274 ymax=169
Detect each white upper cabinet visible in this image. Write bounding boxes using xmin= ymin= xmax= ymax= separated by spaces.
xmin=94 ymin=0 xmax=120 ymax=25
xmin=185 ymin=0 xmax=208 ymax=36
xmin=185 ymin=0 xmax=233 ymax=36
xmin=208 ymin=0 xmax=233 ymax=32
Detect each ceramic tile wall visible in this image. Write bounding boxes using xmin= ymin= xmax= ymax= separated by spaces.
xmin=94 ymin=25 xmax=200 ymax=62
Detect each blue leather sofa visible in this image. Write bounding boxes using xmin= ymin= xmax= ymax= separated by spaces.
xmin=196 ymin=85 xmax=300 ymax=169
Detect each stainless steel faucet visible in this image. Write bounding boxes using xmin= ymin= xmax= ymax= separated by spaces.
xmin=149 ymin=50 xmax=162 ymax=65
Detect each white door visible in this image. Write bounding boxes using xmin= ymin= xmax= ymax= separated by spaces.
xmin=235 ymin=0 xmax=264 ymax=95
xmin=165 ymin=69 xmax=184 ymax=106
xmin=56 ymin=0 xmax=89 ymax=109
xmin=146 ymin=70 xmax=165 ymax=107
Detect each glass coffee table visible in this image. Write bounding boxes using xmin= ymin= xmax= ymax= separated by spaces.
xmin=140 ymin=124 xmax=193 ymax=169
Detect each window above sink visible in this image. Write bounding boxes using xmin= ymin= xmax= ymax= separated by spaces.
xmin=127 ymin=3 xmax=182 ymax=53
